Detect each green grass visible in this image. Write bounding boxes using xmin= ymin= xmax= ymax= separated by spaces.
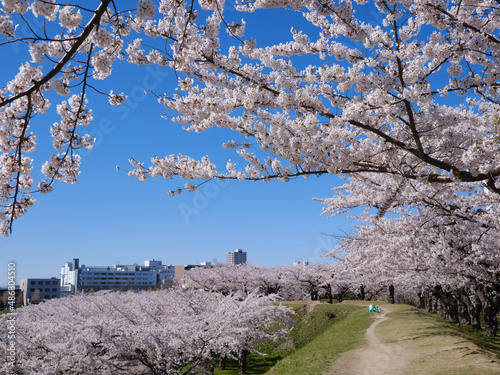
xmin=213 ymin=302 xmax=500 ymax=375
xmin=287 ymin=303 xmax=360 ymax=350
xmin=265 ymin=306 xmax=371 ymax=375
xmin=213 ymin=353 xmax=285 ymax=375
xmin=214 ymin=302 xmax=366 ymax=375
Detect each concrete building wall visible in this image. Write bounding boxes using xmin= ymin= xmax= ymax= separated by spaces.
xmin=226 ymin=249 xmax=247 ymax=265
xmin=20 ymin=278 xmax=60 ymax=305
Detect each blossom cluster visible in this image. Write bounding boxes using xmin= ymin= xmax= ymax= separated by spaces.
xmin=0 ymin=289 xmax=292 ymax=374
xmin=0 ymin=0 xmax=145 ymax=234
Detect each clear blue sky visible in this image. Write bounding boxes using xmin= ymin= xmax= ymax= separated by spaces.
xmin=0 ymin=1 xmax=375 ymax=286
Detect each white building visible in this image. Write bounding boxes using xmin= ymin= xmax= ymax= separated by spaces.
xmin=293 ymin=261 xmax=309 ymax=266
xmin=61 ymin=258 xmax=176 ymax=294
xmin=20 ymin=277 xmax=60 ymax=305
xmin=226 ymin=249 xmax=247 ymax=265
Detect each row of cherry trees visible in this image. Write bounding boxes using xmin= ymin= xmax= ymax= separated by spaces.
xmin=185 ymin=261 xmax=351 ymax=303
xmin=2 ymin=0 xmax=500 ymax=343
xmin=0 ymin=289 xmax=293 ymax=375
xmin=323 ymin=170 xmax=500 ymax=337
xmin=186 ymin=252 xmax=500 ymax=337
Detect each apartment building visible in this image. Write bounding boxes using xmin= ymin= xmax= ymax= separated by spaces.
xmin=226 ymin=249 xmax=247 ymax=265
xmin=20 ymin=277 xmax=60 ymax=305
xmin=61 ymin=258 xmax=176 ymax=294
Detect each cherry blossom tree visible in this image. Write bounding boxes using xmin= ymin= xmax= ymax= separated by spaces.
xmin=185 ymin=261 xmax=261 ymax=296
xmin=2 ymin=0 xmax=499 ymax=335
xmin=185 ymin=262 xmax=338 ymax=301
xmin=2 ymin=0 xmax=500 ymax=236
xmin=281 ymin=263 xmax=335 ymax=302
xmin=0 ymin=288 xmax=293 ymax=374
xmin=332 ymin=191 xmax=500 ymax=336
xmin=122 ymin=0 xmax=500 ymax=207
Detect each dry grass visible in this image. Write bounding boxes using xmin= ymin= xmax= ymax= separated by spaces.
xmin=373 ymin=303 xmax=500 ymax=375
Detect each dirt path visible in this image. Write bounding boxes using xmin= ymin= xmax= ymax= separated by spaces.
xmin=324 ymin=303 xmax=500 ymax=375
xmin=324 ymin=305 xmax=408 ymax=375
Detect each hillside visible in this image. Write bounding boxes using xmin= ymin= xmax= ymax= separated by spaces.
xmin=326 ymin=302 xmax=500 ymax=375
xmin=218 ymin=300 xmax=500 ymax=375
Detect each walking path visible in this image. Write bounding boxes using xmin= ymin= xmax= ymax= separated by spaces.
xmin=324 ymin=303 xmax=500 ymax=375
xmin=325 ymin=306 xmax=408 ymax=374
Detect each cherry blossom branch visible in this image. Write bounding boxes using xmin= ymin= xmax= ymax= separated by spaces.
xmin=0 ymin=0 xmax=112 ymax=109
xmin=9 ymin=94 xmax=33 ymax=233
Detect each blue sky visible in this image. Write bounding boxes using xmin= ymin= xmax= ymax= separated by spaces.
xmin=0 ymin=1 xmax=374 ymax=286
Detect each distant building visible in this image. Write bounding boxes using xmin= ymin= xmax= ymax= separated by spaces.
xmin=61 ymin=258 xmax=176 ymax=294
xmin=20 ymin=277 xmax=60 ymax=305
xmin=226 ymin=249 xmax=247 ymax=265
xmin=293 ymin=261 xmax=309 ymax=266
xmin=174 ymin=262 xmax=212 ymax=286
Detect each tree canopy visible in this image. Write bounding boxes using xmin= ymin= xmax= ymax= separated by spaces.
xmin=2 ymin=1 xmax=500 ymax=337
xmin=1 ymin=0 xmax=500 ymax=235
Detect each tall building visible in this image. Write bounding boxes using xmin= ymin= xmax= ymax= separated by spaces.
xmin=20 ymin=277 xmax=60 ymax=305
xmin=60 ymin=258 xmax=175 ymax=294
xmin=226 ymin=249 xmax=247 ymax=265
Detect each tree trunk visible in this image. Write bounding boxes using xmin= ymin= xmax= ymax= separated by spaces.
xmin=455 ymin=288 xmax=481 ymax=329
xmin=439 ymin=290 xmax=459 ymax=323
xmin=494 ymin=284 xmax=500 ymax=315
xmin=358 ymin=285 xmax=365 ymax=300
xmin=456 ymin=290 xmax=471 ymax=325
xmin=238 ymin=349 xmax=248 ymax=375
xmin=476 ymin=285 xmax=498 ymax=337
xmin=428 ymin=285 xmax=441 ymax=314
xmin=323 ymin=284 xmax=333 ymax=304
xmin=336 ymin=292 xmax=344 ymax=304
xmin=470 ymin=295 xmax=482 ymax=331
xmin=310 ymin=289 xmax=319 ymax=301
xmin=388 ymin=284 xmax=395 ymax=304
xmin=218 ymin=355 xmax=226 ymax=371
xmin=418 ymin=291 xmax=425 ymax=309
xmin=433 ymin=294 xmax=439 ymax=314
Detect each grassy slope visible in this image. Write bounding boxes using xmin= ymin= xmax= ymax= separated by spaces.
xmin=266 ymin=305 xmax=371 ymax=375
xmin=214 ymin=302 xmax=367 ymax=375
xmin=217 ymin=301 xmax=500 ymax=375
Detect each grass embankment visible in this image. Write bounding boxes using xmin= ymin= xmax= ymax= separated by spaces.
xmin=214 ymin=302 xmax=368 ymax=375
xmin=266 ymin=305 xmax=371 ymax=375
xmin=371 ymin=302 xmax=500 ymax=375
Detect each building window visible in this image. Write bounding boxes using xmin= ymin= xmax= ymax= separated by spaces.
xmin=52 ymin=288 xmax=58 ymax=292
xmin=53 ymin=281 xmax=58 ymax=285
xmin=30 ymin=288 xmax=35 ymax=292
xmin=45 ymin=281 xmax=51 ymax=285
xmin=38 ymin=281 xmax=43 ymax=285
xmin=30 ymin=281 xmax=35 ymax=285
xmin=45 ymin=288 xmax=50 ymax=292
